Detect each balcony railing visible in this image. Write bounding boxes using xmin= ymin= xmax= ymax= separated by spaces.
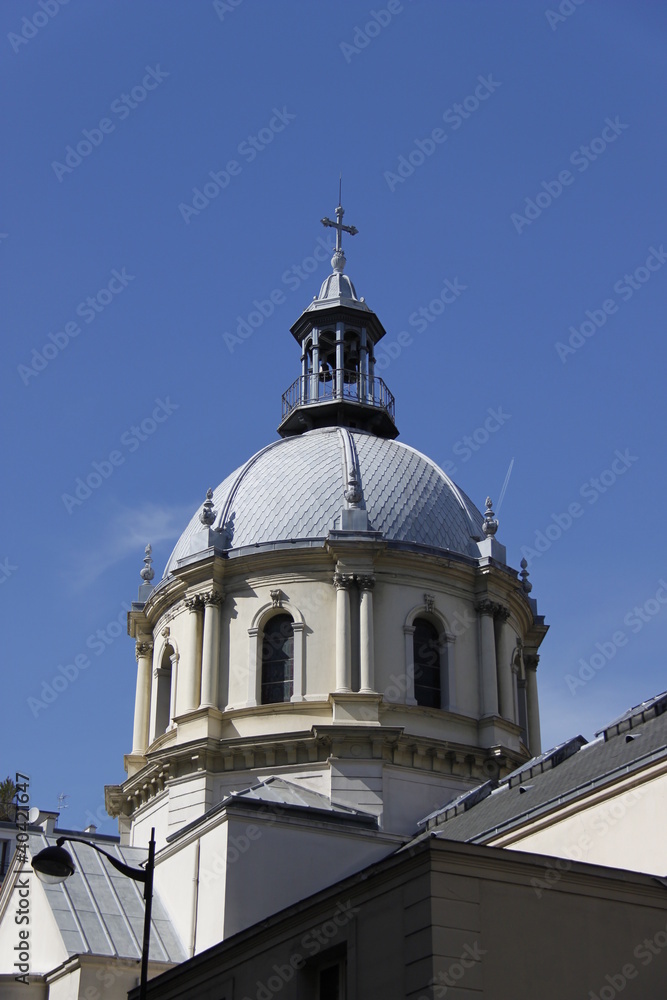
xmin=281 ymin=369 xmax=395 ymax=422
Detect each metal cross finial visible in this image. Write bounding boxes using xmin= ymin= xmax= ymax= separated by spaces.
xmin=321 ymin=178 xmax=358 ymax=254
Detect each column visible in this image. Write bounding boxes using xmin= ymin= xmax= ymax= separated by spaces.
xmin=200 ymin=590 xmax=223 ymax=709
xmin=403 ymin=625 xmax=418 ymax=705
xmin=525 ymin=655 xmax=542 ymax=756
xmin=360 ymin=327 xmax=369 ymax=401
xmin=334 ymin=574 xmax=353 ymax=692
xmin=291 ymin=622 xmax=306 ymax=701
xmin=358 ymin=576 xmax=375 ymax=693
xmin=335 ymin=321 xmax=345 ymax=398
xmin=132 ymin=640 xmax=153 ymax=754
xmin=368 ymin=347 xmax=375 ymax=398
xmin=182 ymin=596 xmax=204 ymax=712
xmin=301 ymin=351 xmax=308 ymax=401
xmin=168 ymin=649 xmax=179 ymax=728
xmin=442 ymin=635 xmax=456 ymax=711
xmin=247 ymin=627 xmax=259 ymax=707
xmin=476 ymin=601 xmax=499 ymax=717
xmin=310 ymin=329 xmax=320 ymax=402
xmin=495 ymin=609 xmax=515 ymax=722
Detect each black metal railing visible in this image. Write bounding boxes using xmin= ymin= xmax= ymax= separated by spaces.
xmin=281 ymin=369 xmax=395 ymax=421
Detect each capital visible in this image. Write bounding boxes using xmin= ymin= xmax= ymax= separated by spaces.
xmin=135 ymin=640 xmax=153 ymax=660
xmin=475 ymin=599 xmax=497 ymax=616
xmin=203 ymin=589 xmax=223 ymax=607
xmin=185 ymin=594 xmax=206 ymax=613
xmin=333 ymin=573 xmax=354 ymax=590
xmin=357 ymin=575 xmax=375 ymax=592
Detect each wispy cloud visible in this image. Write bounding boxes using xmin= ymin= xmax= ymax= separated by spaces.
xmin=63 ymin=500 xmax=196 ymax=591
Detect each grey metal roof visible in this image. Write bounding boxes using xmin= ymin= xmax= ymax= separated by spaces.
xmin=308 ymin=269 xmax=370 ymax=312
xmin=423 ymin=705 xmax=667 ymax=844
xmin=596 ymin=690 xmax=667 ymax=738
xmin=167 ymin=776 xmax=378 ymax=845
xmin=231 ymin=776 xmax=374 ymax=816
xmin=29 ymin=833 xmax=186 ymax=963
xmin=164 ymin=428 xmax=485 ymax=575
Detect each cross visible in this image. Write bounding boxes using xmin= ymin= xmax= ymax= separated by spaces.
xmin=321 ymin=177 xmax=358 ymax=253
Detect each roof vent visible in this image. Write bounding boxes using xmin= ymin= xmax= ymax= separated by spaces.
xmin=597 ymin=691 xmax=667 ymax=742
xmin=502 ymin=735 xmax=587 ymax=788
xmin=419 ymin=780 xmax=495 ymax=830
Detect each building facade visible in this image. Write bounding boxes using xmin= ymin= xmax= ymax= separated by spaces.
xmin=86 ymin=204 xmax=548 ymax=974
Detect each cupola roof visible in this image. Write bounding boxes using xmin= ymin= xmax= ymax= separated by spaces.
xmin=164 ymin=428 xmax=485 ymax=576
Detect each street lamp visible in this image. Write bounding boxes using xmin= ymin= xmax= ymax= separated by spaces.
xmin=32 ymin=828 xmax=156 ymax=999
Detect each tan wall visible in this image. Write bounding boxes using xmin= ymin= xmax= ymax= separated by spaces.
xmin=497 ymin=765 xmax=667 ymax=877
xmin=135 ymin=839 xmax=667 ymax=1000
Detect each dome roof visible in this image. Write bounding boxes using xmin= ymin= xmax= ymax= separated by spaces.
xmin=303 ymin=250 xmax=371 ymax=315
xmin=164 ymin=428 xmax=485 ymax=577
xmin=310 ymin=268 xmax=369 ymax=311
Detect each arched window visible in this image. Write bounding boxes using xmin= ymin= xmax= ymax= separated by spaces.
xmin=261 ymin=614 xmax=294 ymax=704
xmin=413 ymin=618 xmax=441 ymax=708
xmin=155 ymin=645 xmax=173 ymax=735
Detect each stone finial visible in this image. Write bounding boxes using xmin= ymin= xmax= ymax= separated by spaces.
xmin=520 ymin=558 xmax=532 ymax=594
xmin=482 ymin=497 xmax=498 ymax=537
xmin=344 ymin=470 xmax=362 ymax=507
xmin=140 ymin=544 xmax=154 ymax=583
xmin=199 ymin=487 xmax=216 ymax=526
xmin=331 ymin=248 xmax=346 ymax=273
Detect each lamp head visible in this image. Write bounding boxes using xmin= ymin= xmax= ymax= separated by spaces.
xmin=31 ymin=843 xmax=76 ymax=884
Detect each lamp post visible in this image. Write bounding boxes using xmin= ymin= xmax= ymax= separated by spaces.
xmin=32 ymin=827 xmax=156 ymax=999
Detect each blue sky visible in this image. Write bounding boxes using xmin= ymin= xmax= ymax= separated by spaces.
xmin=2 ymin=0 xmax=666 ymax=833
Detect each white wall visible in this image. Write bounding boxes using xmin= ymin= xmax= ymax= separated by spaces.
xmin=500 ymin=767 xmax=667 ymax=876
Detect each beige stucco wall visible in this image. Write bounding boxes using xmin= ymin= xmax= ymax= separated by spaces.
xmin=496 ymin=765 xmax=667 ymax=876
xmin=132 ymin=839 xmax=667 ymax=1000
xmin=0 ymin=868 xmax=68 ymax=977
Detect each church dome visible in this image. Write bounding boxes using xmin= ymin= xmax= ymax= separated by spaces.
xmin=164 ymin=427 xmax=485 ymax=577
